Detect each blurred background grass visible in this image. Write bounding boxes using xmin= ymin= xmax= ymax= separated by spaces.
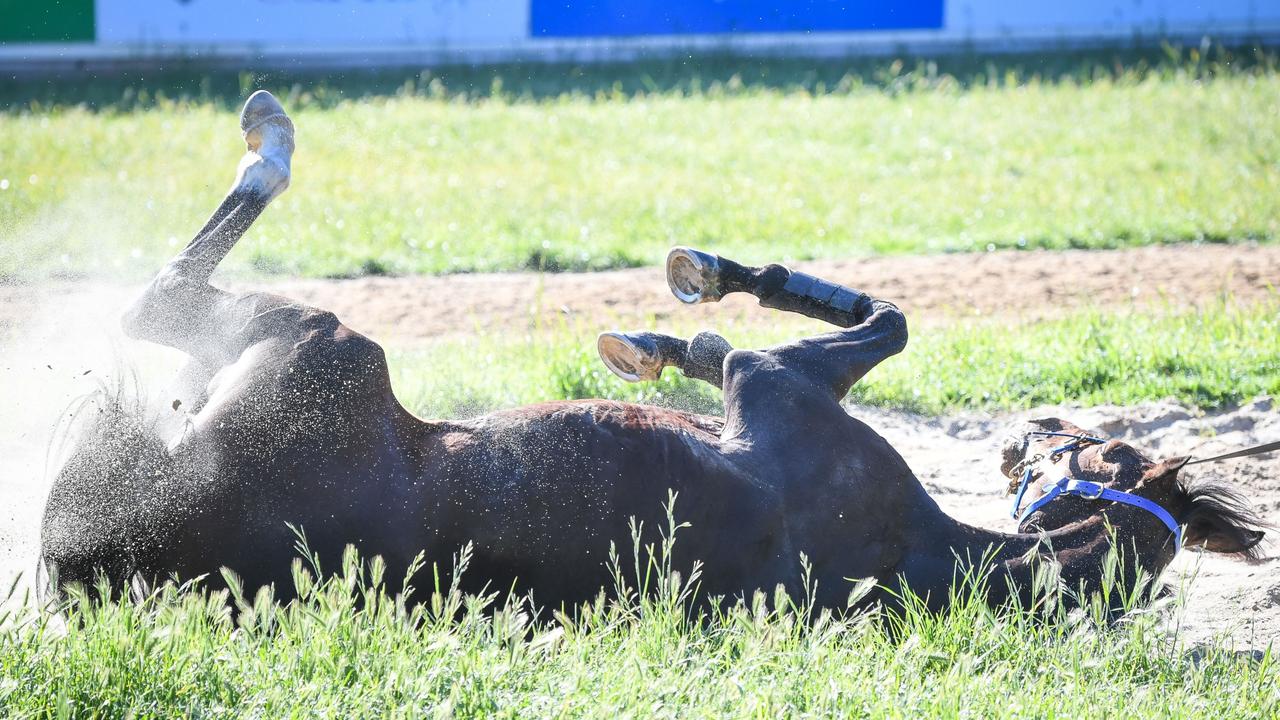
xmin=2 ymin=46 xmax=1277 ymax=280
xmin=3 ymin=46 xmax=1277 ymax=414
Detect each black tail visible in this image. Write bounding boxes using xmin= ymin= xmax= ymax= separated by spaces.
xmin=40 ymin=369 xmax=178 ymax=600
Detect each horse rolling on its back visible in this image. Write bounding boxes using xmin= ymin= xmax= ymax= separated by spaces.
xmin=41 ymin=92 xmax=1266 ymax=615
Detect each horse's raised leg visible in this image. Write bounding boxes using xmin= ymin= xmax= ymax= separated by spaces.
xmin=666 ymin=247 xmax=874 ymax=327
xmin=121 ymin=90 xmax=296 ymax=368
xmin=664 ymin=247 xmax=907 ymax=399
xmin=597 ymin=330 xmax=732 ymax=386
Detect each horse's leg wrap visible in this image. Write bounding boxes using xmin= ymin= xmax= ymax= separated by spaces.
xmin=756 ymin=271 xmax=869 ymax=328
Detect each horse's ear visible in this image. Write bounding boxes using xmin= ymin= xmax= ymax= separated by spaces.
xmin=1140 ymin=456 xmax=1190 ymax=485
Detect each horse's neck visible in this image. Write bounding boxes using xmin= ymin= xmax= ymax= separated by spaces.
xmin=907 ymin=507 xmax=1165 ymax=609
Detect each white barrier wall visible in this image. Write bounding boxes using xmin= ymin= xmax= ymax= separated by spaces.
xmin=950 ymin=0 xmax=1275 ymax=37
xmin=3 ymin=0 xmax=1279 ymax=68
xmin=96 ymin=0 xmax=529 ymax=46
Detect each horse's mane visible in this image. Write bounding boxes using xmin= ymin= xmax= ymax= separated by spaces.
xmin=47 ymin=361 xmax=152 ymax=475
xmin=1178 ymin=473 xmax=1270 ymax=562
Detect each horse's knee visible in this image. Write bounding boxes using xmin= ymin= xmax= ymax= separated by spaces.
xmin=290 ymin=320 xmax=389 ymax=386
xmin=875 ymin=302 xmax=909 ymax=356
xmin=332 ymin=330 xmax=389 ymax=379
xmin=685 ymin=331 xmax=733 ymax=385
xmin=120 ymin=302 xmax=146 ymax=341
xmin=722 ymin=348 xmax=776 ymax=387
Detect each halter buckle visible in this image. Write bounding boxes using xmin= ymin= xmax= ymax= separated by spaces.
xmin=1068 ymin=479 xmax=1105 ymax=500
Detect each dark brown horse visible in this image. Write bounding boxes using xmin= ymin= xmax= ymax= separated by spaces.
xmin=41 ymin=92 xmax=1265 ymax=614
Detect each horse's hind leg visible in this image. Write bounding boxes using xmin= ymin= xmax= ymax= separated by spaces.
xmin=122 ymin=91 xmax=296 ymax=369
xmin=666 ymin=247 xmax=875 ymax=328
xmin=664 ymin=247 xmax=907 ymax=399
xmin=597 ymin=330 xmax=733 ymax=387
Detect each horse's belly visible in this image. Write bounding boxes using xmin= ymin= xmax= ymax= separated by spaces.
xmin=425 ymin=403 xmax=785 ymax=603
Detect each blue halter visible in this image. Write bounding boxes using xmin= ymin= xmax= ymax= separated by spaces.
xmin=1016 ymin=476 xmax=1183 ymax=551
xmin=1009 ymin=431 xmax=1106 ymax=519
xmin=1008 ymin=431 xmax=1182 ymax=552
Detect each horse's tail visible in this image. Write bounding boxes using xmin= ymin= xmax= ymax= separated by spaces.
xmin=40 ymin=364 xmax=176 ymax=601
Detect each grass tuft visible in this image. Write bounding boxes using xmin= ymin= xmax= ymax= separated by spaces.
xmin=2 ymin=507 xmax=1276 ymax=717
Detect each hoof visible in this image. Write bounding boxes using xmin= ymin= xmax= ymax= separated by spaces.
xmin=240 ymin=90 xmax=288 ymax=137
xmin=666 ymin=247 xmax=723 ymax=304
xmin=597 ymin=332 xmax=666 ymax=382
xmin=234 ymin=91 xmax=294 ymax=201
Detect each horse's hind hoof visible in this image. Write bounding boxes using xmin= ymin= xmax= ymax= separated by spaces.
xmin=240 ymin=91 xmax=291 ymax=144
xmin=597 ymin=332 xmax=666 ymax=382
xmin=666 ymin=247 xmax=723 ymax=304
xmin=234 ymin=90 xmax=295 ymax=201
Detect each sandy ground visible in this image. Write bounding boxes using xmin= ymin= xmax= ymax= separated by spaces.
xmin=1 ymin=243 xmax=1277 ymax=647
xmin=3 ymin=243 xmax=1278 ymax=345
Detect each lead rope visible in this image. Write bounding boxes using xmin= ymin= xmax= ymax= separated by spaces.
xmin=1186 ymin=439 xmax=1280 ymax=466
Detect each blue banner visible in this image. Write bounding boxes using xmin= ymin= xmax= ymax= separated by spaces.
xmin=531 ymin=1 xmax=945 ymax=38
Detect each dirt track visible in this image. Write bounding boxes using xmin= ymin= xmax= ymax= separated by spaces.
xmin=242 ymin=242 xmax=1280 ymax=341
xmin=2 ymin=243 xmax=1278 ymax=345
xmin=1 ymin=243 xmax=1277 ymax=646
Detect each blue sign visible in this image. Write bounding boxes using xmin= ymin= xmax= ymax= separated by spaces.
xmin=531 ymin=1 xmax=945 ymax=38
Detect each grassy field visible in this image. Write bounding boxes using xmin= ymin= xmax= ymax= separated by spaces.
xmin=383 ymin=298 xmax=1280 ymax=418
xmin=1 ymin=535 xmax=1276 ymax=717
xmin=2 ymin=52 xmax=1278 ymax=280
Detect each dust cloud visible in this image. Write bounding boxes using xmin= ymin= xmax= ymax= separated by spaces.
xmin=0 ymin=282 xmax=183 ymax=598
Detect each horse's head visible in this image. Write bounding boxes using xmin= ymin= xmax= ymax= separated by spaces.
xmin=1000 ymin=417 xmax=1266 ymax=559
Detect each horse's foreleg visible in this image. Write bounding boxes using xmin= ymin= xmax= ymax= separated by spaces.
xmin=765 ymin=298 xmax=907 ymax=399
xmin=597 ymin=330 xmax=733 ymax=387
xmin=122 ymin=91 xmax=294 ymax=367
xmin=666 ymin=247 xmax=871 ymax=328
xmin=664 ymin=247 xmax=907 ymax=399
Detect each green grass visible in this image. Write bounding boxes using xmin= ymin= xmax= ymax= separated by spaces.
xmin=387 ymin=299 xmax=1280 ymax=419
xmin=1 ymin=523 xmax=1275 ymax=718
xmin=852 ymin=299 xmax=1280 ymax=413
xmin=2 ymin=55 xmax=1278 ymax=280
xmin=3 ymin=303 xmax=1271 ymax=719
xmin=6 ymin=44 xmax=1274 ymax=110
